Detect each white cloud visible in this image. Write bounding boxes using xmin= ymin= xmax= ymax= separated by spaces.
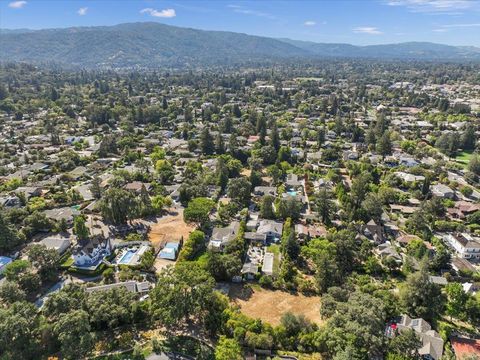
xmin=432 ymin=22 xmax=480 ymax=32
xmin=77 ymin=7 xmax=88 ymax=16
xmin=441 ymin=22 xmax=480 ymax=27
xmin=140 ymin=8 xmax=176 ymax=18
xmin=385 ymin=0 xmax=475 ymax=13
xmin=304 ymin=20 xmax=316 ymax=26
xmin=353 ymin=26 xmax=383 ymax=34
xmin=8 ymin=1 xmax=27 ymax=9
xmin=227 ymin=4 xmax=276 ymax=19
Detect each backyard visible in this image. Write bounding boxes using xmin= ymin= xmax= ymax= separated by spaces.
xmin=229 ymin=284 xmax=322 ymax=325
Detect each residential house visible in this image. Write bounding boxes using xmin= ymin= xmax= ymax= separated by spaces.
xmin=72 ymin=236 xmax=112 ymax=268
xmin=39 ymin=236 xmax=71 ymax=255
xmin=387 ymin=314 xmax=444 ymax=360
xmin=257 ymin=220 xmax=283 ymax=241
xmin=360 ymin=219 xmax=385 ymax=244
xmin=253 ymin=186 xmax=277 ymax=197
xmin=375 ymin=242 xmax=402 ymax=264
xmin=44 ymin=207 xmax=79 ymax=225
xmin=209 ymin=221 xmax=241 ymax=251
xmin=395 ymin=171 xmax=425 ymax=183
xmin=124 ymin=181 xmax=152 ymax=194
xmin=431 ymin=184 xmax=455 ymax=199
xmin=447 ymin=201 xmax=480 ymax=220
xmin=444 ymin=233 xmax=480 ymax=260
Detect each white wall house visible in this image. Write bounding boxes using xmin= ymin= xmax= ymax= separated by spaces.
xmin=73 ymin=236 xmax=112 ymax=267
xmin=444 ymin=233 xmax=480 ymax=260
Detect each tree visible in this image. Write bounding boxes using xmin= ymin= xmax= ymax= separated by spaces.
xmin=54 ymin=310 xmax=94 ymax=359
xmin=150 ymin=262 xmax=215 ymax=326
xmin=270 ymin=122 xmax=280 ymax=151
xmin=205 ymin=251 xmax=242 ymax=281
xmin=215 ymin=336 xmax=243 ymax=360
xmin=399 ymin=265 xmax=444 ymax=320
xmin=155 ymin=159 xmax=175 ymax=184
xmin=86 ymin=287 xmax=136 ymax=329
xmin=435 ymin=133 xmax=459 ymax=158
xmin=90 ymin=176 xmax=103 ymax=199
xmin=0 ymin=210 xmax=22 ymax=252
xmin=468 ymin=155 xmax=480 ymax=176
xmin=0 ymin=281 xmax=26 ymax=304
xmin=73 ymin=215 xmax=89 ymax=241
xmin=351 ymin=172 xmax=372 ymax=210
xmin=178 ymin=230 xmax=205 ymax=261
xmin=4 ymin=260 xmax=41 ymax=295
xmin=461 ymin=124 xmax=476 ymax=151
xmin=200 ymin=127 xmax=215 ymax=155
xmin=316 ymin=189 xmax=334 ymax=225
xmin=277 ymin=197 xmax=302 ymax=220
xmin=388 ymin=328 xmax=422 ymax=360
xmin=0 ymin=302 xmax=40 ymax=359
xmin=100 ymin=188 xmax=138 ymax=224
xmin=215 ymin=132 xmax=225 ymax=154
xmin=445 ymin=282 xmax=468 ymax=320
xmin=183 ymin=197 xmax=215 ymax=228
xmin=216 ymin=157 xmax=229 ymax=190
xmin=302 ymin=238 xmax=340 ymax=294
xmin=260 ymin=195 xmax=275 ymax=219
xmin=27 ymin=244 xmax=59 ymax=282
xmin=362 ymin=192 xmax=383 ymax=223
xmin=43 ymin=284 xmax=86 ymax=321
xmin=227 ymin=177 xmax=251 ymax=207
xmin=138 ymin=184 xmax=153 ymax=216
xmin=377 ymin=131 xmax=393 ymax=158
xmin=324 ymin=291 xmax=387 ymax=358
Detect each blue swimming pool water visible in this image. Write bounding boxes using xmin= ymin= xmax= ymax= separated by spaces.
xmin=287 ymin=191 xmax=297 ymax=196
xmin=118 ymin=250 xmax=135 ymax=264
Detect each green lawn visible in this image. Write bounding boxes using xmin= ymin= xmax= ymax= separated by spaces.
xmin=60 ymin=255 xmax=74 ymax=269
xmin=455 ymin=151 xmax=474 ymax=168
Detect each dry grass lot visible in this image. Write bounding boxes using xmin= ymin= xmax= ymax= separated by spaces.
xmin=229 ymin=284 xmax=322 ymax=326
xmin=148 ymin=209 xmax=194 ymax=250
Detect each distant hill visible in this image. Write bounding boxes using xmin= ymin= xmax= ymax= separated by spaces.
xmin=1 ymin=22 xmax=479 ymax=68
xmin=279 ymin=38 xmax=480 ymax=60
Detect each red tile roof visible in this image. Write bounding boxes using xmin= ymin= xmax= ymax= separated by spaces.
xmin=451 ymin=337 xmax=480 ymax=359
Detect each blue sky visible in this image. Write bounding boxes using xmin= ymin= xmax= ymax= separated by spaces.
xmin=1 ymin=0 xmax=480 ymax=46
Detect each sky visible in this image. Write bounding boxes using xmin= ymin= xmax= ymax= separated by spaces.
xmin=1 ymin=0 xmax=480 ymax=46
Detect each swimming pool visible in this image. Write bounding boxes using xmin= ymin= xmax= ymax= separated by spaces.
xmin=118 ymin=250 xmax=136 ymax=265
xmin=287 ymin=190 xmax=297 ymax=196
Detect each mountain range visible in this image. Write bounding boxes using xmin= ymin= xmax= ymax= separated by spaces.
xmin=1 ymin=22 xmax=479 ymax=68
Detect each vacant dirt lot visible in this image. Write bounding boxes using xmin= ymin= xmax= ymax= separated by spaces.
xmin=229 ymin=284 xmax=322 ymax=325
xmin=148 ymin=209 xmax=194 ymax=250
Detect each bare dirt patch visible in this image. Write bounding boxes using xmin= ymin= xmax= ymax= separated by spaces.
xmin=229 ymin=284 xmax=322 ymax=326
xmin=148 ymin=209 xmax=194 ymax=250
